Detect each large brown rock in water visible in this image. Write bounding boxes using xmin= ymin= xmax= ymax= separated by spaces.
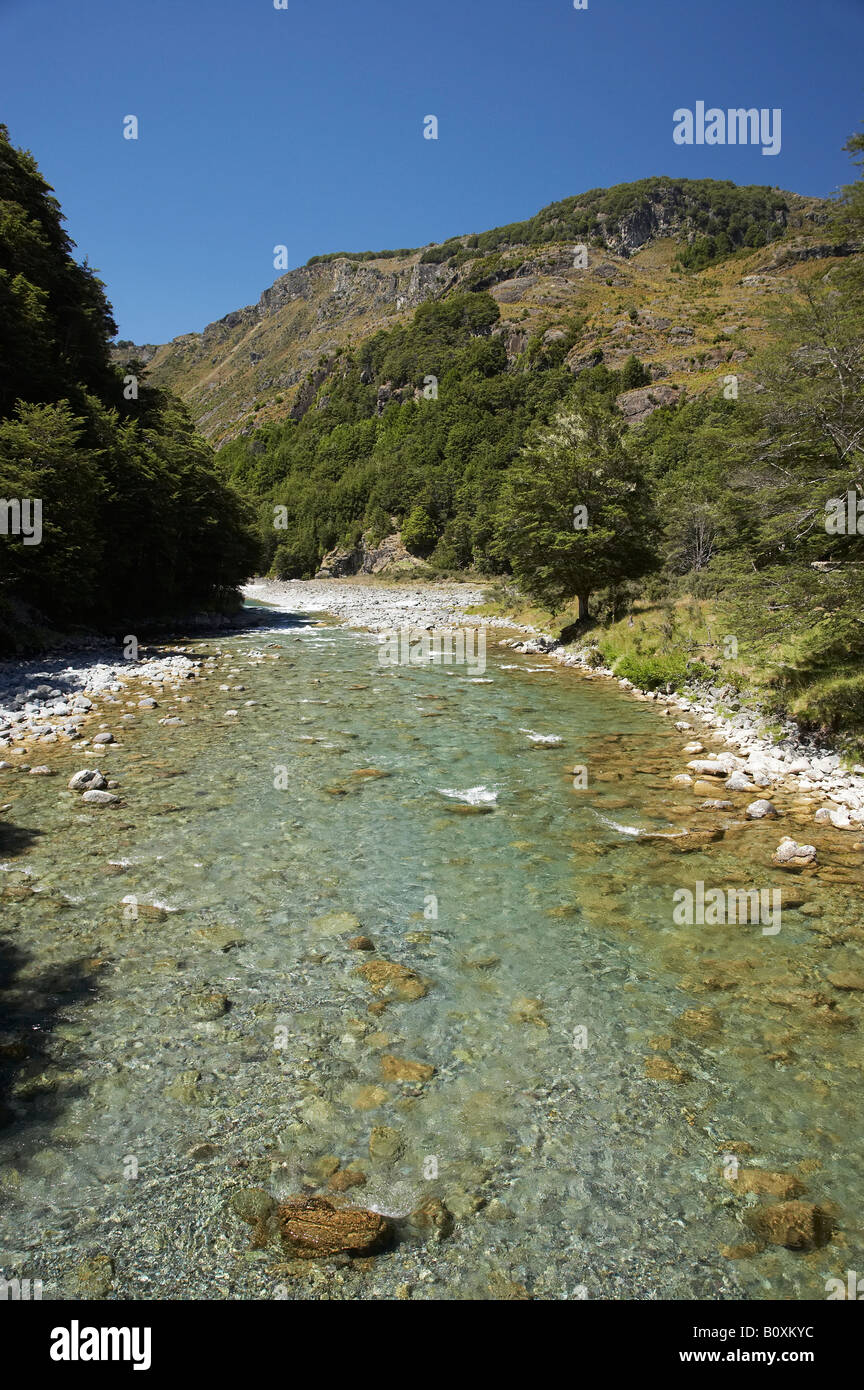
xmin=353 ymin=959 xmax=429 ymax=1001
xmin=744 ymin=1200 xmax=833 ymax=1250
xmin=277 ymin=1196 xmax=391 ymax=1259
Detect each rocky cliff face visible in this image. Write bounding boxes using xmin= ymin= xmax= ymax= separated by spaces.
xmin=113 ymin=252 xmax=457 ymax=445
xmin=315 ymin=532 xmax=423 ymax=578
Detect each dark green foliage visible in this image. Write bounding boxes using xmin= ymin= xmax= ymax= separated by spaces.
xmin=0 ymin=124 xmax=258 ymax=646
xmin=620 ymin=355 xmax=651 ymax=390
xmin=495 ymin=393 xmax=658 ymax=616
xmin=305 ymin=247 xmax=415 ymax=267
xmin=218 ymin=291 xmax=580 ymax=578
xmin=401 ymin=505 xmax=438 ymax=556
xmin=469 ymin=178 xmax=787 ymax=266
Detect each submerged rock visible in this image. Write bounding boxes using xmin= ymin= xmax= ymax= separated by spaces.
xmin=405 ymin=1197 xmax=454 ymax=1242
xmin=644 ymin=1056 xmax=691 ymax=1083
xmin=353 ymin=959 xmax=430 ymax=1001
xmin=509 ymin=995 xmax=547 ymax=1026
xmin=72 ymin=1253 xmax=114 ymax=1299
xmin=184 ymin=990 xmax=229 ymax=1020
xmin=368 ymin=1126 xmax=404 ymax=1162
xmin=725 ymin=772 xmax=755 ymax=792
xmin=826 ymin=971 xmax=864 ymax=992
xmin=744 ymin=1200 xmax=833 ymax=1250
xmin=773 ymin=837 xmax=817 ymax=868
xmin=727 ymin=1168 xmax=805 ymax=1199
xmin=277 ymin=1196 xmax=392 ymax=1259
xmin=312 ymin=911 xmax=362 ymax=936
xmin=380 ymin=1054 xmax=436 ymax=1083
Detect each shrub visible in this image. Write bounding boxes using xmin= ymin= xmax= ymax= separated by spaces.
xmin=613 ymin=653 xmax=690 ymax=690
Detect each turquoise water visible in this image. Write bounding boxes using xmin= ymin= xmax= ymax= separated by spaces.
xmin=0 ymin=609 xmax=862 ymax=1300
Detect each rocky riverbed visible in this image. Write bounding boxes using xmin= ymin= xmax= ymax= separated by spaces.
xmin=0 ymin=589 xmax=862 ymax=1301
xmin=246 ymin=578 xmax=864 ymax=837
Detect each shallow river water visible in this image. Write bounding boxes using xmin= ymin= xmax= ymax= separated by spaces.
xmin=0 ymin=606 xmax=862 ymax=1300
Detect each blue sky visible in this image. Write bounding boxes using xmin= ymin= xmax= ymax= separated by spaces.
xmin=1 ymin=0 xmax=861 ymax=343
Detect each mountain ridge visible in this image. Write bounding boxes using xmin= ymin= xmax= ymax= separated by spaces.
xmin=114 ymin=176 xmax=832 ymax=446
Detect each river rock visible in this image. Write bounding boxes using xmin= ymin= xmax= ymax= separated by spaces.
xmin=644 ymin=1056 xmax=691 ymax=1083
xmin=693 ymin=779 xmax=722 ymax=796
xmin=328 ymin=1167 xmax=367 ymax=1193
xmin=727 ymin=1168 xmax=805 ymax=1199
xmin=406 ymin=1197 xmax=454 ymax=1242
xmin=815 ymin=806 xmax=853 ymax=829
xmin=826 ymin=971 xmax=864 ymax=991
xmin=312 ymin=912 xmax=362 ymax=936
xmin=746 ymin=800 xmax=777 ymax=819
xmin=81 ymin=789 xmax=121 ymax=805
xmin=368 ymin=1126 xmax=404 ymax=1162
xmin=230 ymin=1186 xmax=277 ymax=1246
xmin=68 ymin=769 xmax=106 ymax=792
xmin=185 ymin=990 xmax=229 ymax=1020
xmin=353 ymin=959 xmax=429 ymax=1001
xmin=510 ymin=996 xmax=547 ymax=1026
xmin=380 ymin=1054 xmax=436 ymax=1083
xmin=773 ymin=838 xmax=817 ymax=868
xmin=277 ymin=1196 xmax=391 ymax=1258
xmin=726 ymin=772 xmax=755 ymax=792
xmin=744 ymin=1200 xmax=833 ymax=1250
xmin=72 ymin=1254 xmax=114 ymax=1299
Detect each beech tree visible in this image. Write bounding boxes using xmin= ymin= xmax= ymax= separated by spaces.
xmin=495 ymin=394 xmax=657 ymax=618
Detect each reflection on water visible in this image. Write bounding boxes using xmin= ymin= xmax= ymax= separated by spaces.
xmin=0 ymin=611 xmax=862 ymax=1300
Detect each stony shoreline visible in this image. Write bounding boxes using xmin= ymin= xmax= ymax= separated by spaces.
xmin=245 ymin=577 xmax=864 ymax=836
xmin=0 ymin=611 xmax=269 ymax=769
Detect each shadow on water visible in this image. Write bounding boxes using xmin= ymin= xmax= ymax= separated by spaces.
xmin=0 ymin=817 xmax=43 ymax=858
xmin=0 ymin=818 xmax=99 ymax=1142
xmin=239 ymin=601 xmax=327 ymax=631
xmin=0 ymin=935 xmax=101 ymax=1139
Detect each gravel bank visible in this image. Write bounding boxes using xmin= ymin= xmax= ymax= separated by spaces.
xmin=243 ymin=578 xmax=489 ymax=632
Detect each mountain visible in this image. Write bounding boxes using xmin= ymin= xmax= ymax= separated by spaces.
xmin=116 ymin=177 xmax=837 ymax=446
xmin=116 ymin=154 xmax=864 ymax=751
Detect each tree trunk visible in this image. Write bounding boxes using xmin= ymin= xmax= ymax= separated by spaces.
xmin=578 ymin=591 xmax=591 ymax=621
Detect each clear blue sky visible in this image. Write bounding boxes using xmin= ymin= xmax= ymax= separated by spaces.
xmin=1 ymin=0 xmax=861 ymax=343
